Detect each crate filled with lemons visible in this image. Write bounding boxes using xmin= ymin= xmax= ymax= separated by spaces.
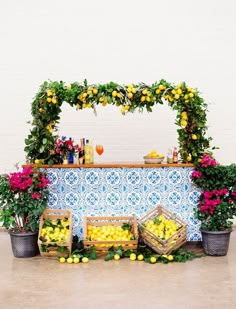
xmin=83 ymin=216 xmax=138 ymax=254
xmin=38 ymin=209 xmax=73 ymax=257
xmin=138 ymin=206 xmax=187 ymax=255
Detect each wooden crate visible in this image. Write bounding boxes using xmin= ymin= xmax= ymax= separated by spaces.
xmin=38 ymin=209 xmax=73 ymax=258
xmin=83 ymin=216 xmax=138 ymax=253
xmin=138 ymin=205 xmax=187 ymax=255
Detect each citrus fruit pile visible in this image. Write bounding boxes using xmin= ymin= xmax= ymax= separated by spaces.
xmin=58 ymin=255 xmax=89 ymax=264
xmin=39 ymin=218 xmax=70 ymax=243
xmin=145 ymin=149 xmax=164 ymax=159
xmin=144 ymin=214 xmax=180 ymax=240
xmin=87 ymin=224 xmax=135 ymax=246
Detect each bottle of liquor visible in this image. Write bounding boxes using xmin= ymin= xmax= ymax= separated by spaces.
xmin=68 ymin=137 xmax=74 ymax=164
xmin=173 ymin=147 xmax=178 ymax=163
xmin=80 ymin=138 xmax=85 ymax=164
xmin=90 ymin=140 xmax=94 ymax=164
xmin=84 ymin=139 xmax=91 ymax=164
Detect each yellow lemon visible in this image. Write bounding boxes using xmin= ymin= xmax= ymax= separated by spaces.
xmin=158 ymin=84 xmax=165 ymax=90
xmin=142 ymin=89 xmax=148 ymax=95
xmin=82 ymin=257 xmax=89 ymax=263
xmin=141 ymin=96 xmax=146 ymax=102
xmin=124 ymin=105 xmax=130 ymax=110
xmin=121 ymin=107 xmax=125 ymax=114
xmin=181 ymin=111 xmax=187 ymax=119
xmin=167 ymin=255 xmax=174 ymax=261
xmin=66 ymin=257 xmax=73 ymax=264
xmin=34 ymin=159 xmax=40 ymax=164
xmin=52 ymin=97 xmax=57 ymax=104
xmin=73 ymin=257 xmax=80 ymax=264
xmin=192 ymin=134 xmax=197 ymax=140
xmin=47 ymin=97 xmax=52 ymax=103
xmin=46 ymin=90 xmax=53 ymax=96
xmin=93 ymin=88 xmax=98 ymax=95
xmin=150 ymin=256 xmax=157 ymax=263
xmin=180 ymin=119 xmax=187 ymax=127
xmin=127 ymin=92 xmax=133 ymax=99
xmin=112 ymin=90 xmax=117 ymax=97
xmin=187 ymin=155 xmax=192 ymax=162
xmin=130 ymin=253 xmax=136 ymax=261
xmin=114 ymin=254 xmax=120 ymax=261
xmin=155 ymin=89 xmax=161 ymax=94
xmin=184 ymin=94 xmax=189 ymax=100
xmin=59 ymin=257 xmax=66 ymax=263
xmin=174 ymin=94 xmax=180 ymax=100
xmin=177 ymin=89 xmax=182 ymax=95
xmin=137 ymin=254 xmax=144 ymax=261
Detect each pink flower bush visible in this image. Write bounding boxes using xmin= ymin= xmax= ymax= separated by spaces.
xmin=192 ymin=170 xmax=202 ymax=179
xmin=191 ymin=154 xmax=236 ymax=231
xmin=0 ymin=166 xmax=50 ymax=232
xmin=199 ymin=153 xmax=217 ymax=168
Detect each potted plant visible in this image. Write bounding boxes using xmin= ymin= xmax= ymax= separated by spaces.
xmin=0 ymin=166 xmax=50 ymax=257
xmin=191 ymin=154 xmax=236 ymax=255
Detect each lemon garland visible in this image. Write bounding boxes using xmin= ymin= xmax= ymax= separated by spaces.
xmin=24 ymin=79 xmax=212 ymax=164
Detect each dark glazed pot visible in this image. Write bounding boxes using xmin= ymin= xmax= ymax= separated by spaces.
xmin=9 ymin=230 xmax=39 ymax=258
xmin=200 ymin=229 xmax=232 ymax=256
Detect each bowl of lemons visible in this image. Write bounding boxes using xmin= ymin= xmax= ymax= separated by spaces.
xmin=144 ymin=150 xmax=165 ymax=164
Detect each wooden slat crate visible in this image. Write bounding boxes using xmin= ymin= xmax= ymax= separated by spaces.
xmin=83 ymin=216 xmax=138 ymax=253
xmin=38 ymin=209 xmax=73 ymax=258
xmin=138 ymin=205 xmax=187 ymax=255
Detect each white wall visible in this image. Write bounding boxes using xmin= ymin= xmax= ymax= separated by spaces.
xmin=0 ymin=0 xmax=236 ymax=173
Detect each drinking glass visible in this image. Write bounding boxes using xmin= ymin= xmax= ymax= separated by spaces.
xmin=95 ymin=145 xmax=104 ymax=162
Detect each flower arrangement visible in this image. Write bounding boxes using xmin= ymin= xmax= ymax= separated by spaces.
xmin=0 ymin=166 xmax=50 ymax=232
xmin=24 ymin=79 xmax=212 ymax=165
xmin=54 ymin=136 xmax=80 ymax=163
xmin=191 ymin=154 xmax=236 ymax=231
xmin=55 ymin=136 xmax=80 ymax=158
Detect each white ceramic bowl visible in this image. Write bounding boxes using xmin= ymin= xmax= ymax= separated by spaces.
xmin=143 ymin=156 xmax=165 ymax=164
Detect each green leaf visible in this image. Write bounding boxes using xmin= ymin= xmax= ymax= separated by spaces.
xmin=122 ymin=223 xmax=132 ymax=231
xmin=43 ymin=138 xmax=47 ymax=145
xmin=39 ymin=145 xmax=45 ymax=153
xmin=104 ymin=252 xmax=115 ymax=261
xmin=89 ymin=252 xmax=98 ymax=260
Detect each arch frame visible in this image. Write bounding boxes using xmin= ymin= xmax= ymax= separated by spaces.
xmin=24 ymin=79 xmax=212 ymax=164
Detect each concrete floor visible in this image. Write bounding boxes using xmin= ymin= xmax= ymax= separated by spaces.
xmin=0 ymin=230 xmax=236 ymax=309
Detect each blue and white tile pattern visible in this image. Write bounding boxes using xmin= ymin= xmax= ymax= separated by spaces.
xmin=46 ymin=167 xmax=201 ymax=241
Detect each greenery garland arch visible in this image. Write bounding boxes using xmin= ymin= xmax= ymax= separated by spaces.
xmin=24 ymin=79 xmax=212 ymax=165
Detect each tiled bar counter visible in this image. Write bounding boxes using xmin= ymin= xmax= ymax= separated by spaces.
xmin=35 ymin=163 xmax=202 ymax=241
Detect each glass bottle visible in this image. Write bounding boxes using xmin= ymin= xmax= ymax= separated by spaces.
xmin=84 ymin=139 xmax=91 ymax=164
xmin=173 ymin=147 xmax=178 ymax=163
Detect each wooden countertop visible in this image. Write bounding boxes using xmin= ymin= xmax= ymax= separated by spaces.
xmin=23 ymin=162 xmax=195 ymax=168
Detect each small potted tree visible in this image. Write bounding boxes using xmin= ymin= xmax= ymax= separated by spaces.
xmin=0 ymin=166 xmax=50 ymax=257
xmin=192 ymin=154 xmax=236 ymax=256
